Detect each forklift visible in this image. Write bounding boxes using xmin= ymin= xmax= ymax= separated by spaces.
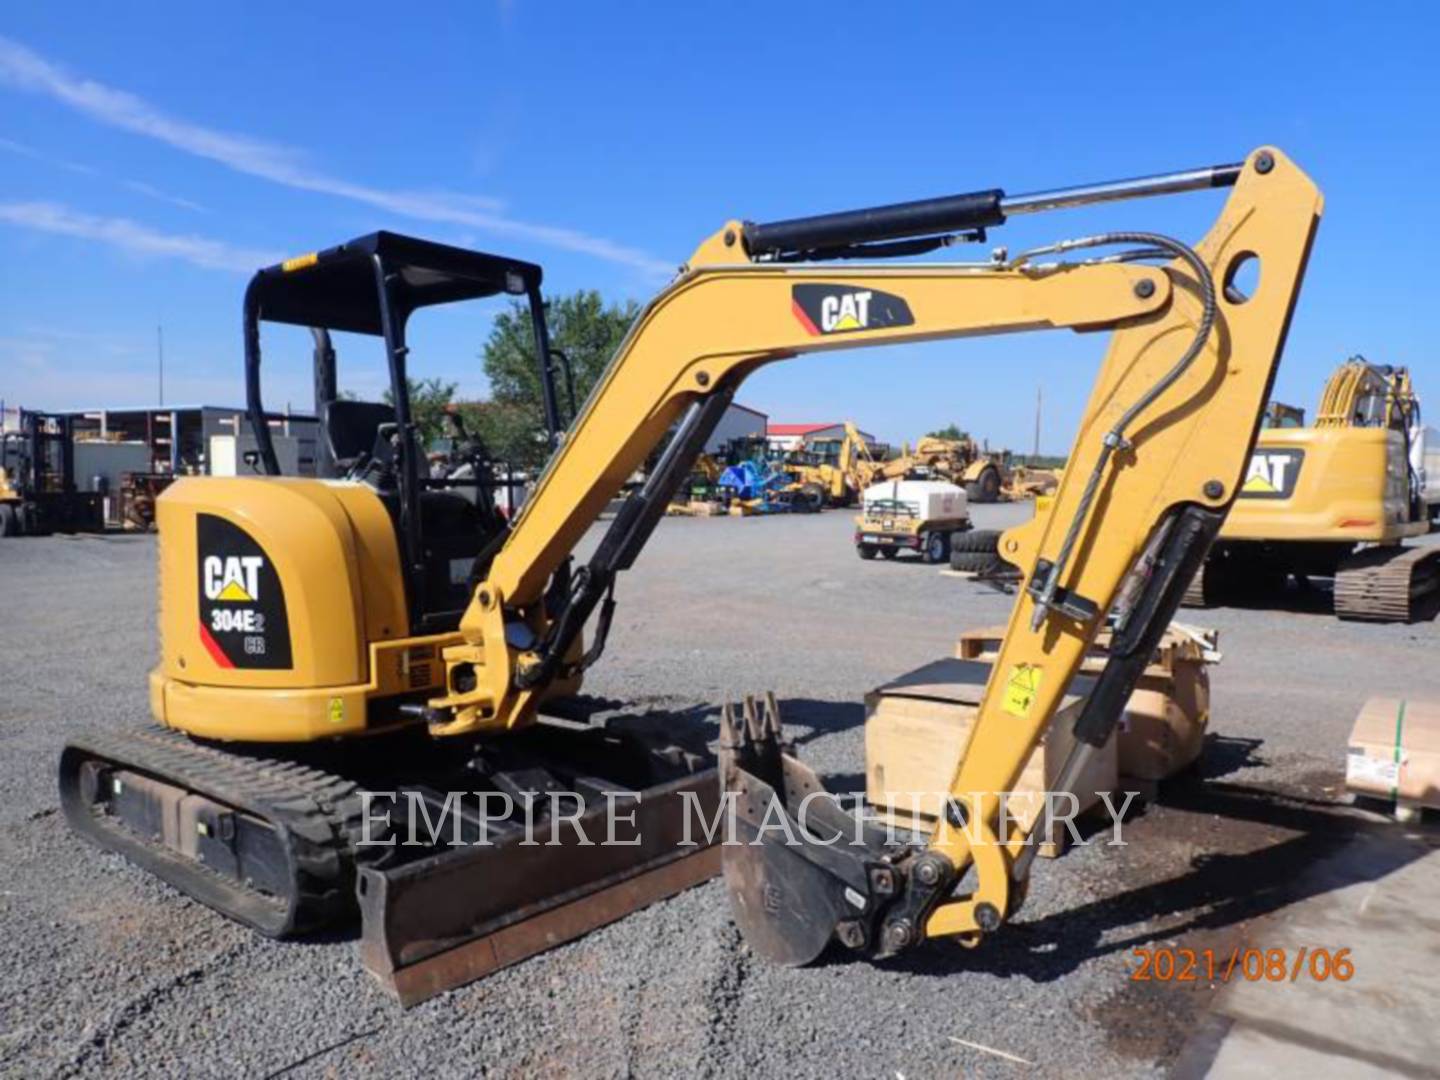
xmin=0 ymin=409 xmax=105 ymax=536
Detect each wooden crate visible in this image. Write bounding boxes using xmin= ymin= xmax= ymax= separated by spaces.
xmin=864 ymin=658 xmax=1116 ymax=858
xmin=1347 ymin=697 xmax=1440 ymax=822
xmin=956 ymin=622 xmax=1218 ymax=782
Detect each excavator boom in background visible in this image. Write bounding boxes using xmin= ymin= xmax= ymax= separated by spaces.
xmin=62 ymin=148 xmax=1322 ymax=999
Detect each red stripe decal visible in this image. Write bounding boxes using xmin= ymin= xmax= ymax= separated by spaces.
xmin=198 ymin=622 xmax=235 ymax=669
xmin=791 ymin=298 xmax=821 ymax=336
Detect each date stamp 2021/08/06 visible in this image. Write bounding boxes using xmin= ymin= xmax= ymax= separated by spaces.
xmin=1128 ymin=946 xmax=1354 ymax=984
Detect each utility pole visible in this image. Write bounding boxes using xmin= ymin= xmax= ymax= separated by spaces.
xmin=1032 ymin=384 xmax=1042 ymax=462
xmin=157 ymin=323 xmax=165 ymax=407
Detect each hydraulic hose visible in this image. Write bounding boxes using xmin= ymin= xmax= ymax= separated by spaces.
xmin=1008 ymin=232 xmax=1218 ymax=628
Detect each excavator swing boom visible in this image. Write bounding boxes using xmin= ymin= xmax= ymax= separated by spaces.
xmin=427 ymin=147 xmax=1322 ymax=961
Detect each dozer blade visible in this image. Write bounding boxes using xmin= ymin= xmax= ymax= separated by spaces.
xmin=719 ymin=695 xmax=931 ymax=966
xmin=357 ymin=724 xmax=721 ymax=1006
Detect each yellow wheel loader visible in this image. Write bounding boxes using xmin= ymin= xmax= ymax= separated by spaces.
xmin=62 ymin=148 xmax=1321 ymax=1000
xmin=1185 ymin=357 xmax=1438 ymax=619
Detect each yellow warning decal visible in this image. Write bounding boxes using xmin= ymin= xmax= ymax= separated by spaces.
xmin=215 ymin=580 xmax=254 ymax=602
xmin=1002 ymin=664 xmax=1043 ymax=718
xmin=282 ymin=252 xmax=319 ymax=272
xmin=327 ymin=697 xmax=344 ymax=725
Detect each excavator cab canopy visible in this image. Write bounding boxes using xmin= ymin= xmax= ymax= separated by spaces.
xmin=242 ymin=231 xmax=570 ymax=633
xmin=246 ymin=231 xmax=542 ymax=336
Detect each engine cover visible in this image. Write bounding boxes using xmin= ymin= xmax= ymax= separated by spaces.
xmin=151 ymin=476 xmax=411 ymax=741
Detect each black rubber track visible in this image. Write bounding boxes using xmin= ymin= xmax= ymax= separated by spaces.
xmin=59 ymin=725 xmax=365 ymax=938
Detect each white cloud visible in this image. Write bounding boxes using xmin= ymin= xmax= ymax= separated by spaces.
xmin=2 ymin=134 xmax=210 ymax=212
xmin=121 ymin=179 xmax=208 ymax=213
xmin=0 ymin=200 xmax=280 ymax=272
xmin=0 ymin=134 xmax=96 ymax=175
xmin=0 ymin=35 xmax=673 ymax=277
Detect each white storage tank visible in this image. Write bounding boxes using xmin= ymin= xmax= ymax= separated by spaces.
xmin=861 ymin=479 xmax=968 ymax=523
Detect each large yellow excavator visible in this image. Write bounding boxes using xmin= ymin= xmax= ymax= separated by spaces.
xmin=1185 ymin=357 xmax=1438 ymax=619
xmin=61 ymin=148 xmax=1321 ymax=1001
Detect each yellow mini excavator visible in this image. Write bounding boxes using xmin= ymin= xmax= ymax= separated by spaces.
xmin=62 ymin=148 xmax=1321 ymax=1001
xmin=1185 ymin=357 xmax=1438 ymax=619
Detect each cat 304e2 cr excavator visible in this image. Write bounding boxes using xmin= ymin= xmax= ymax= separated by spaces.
xmin=62 ymin=148 xmax=1321 ymax=1001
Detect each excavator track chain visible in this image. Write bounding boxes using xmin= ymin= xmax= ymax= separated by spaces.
xmin=1333 ymin=545 xmax=1440 ymax=622
xmin=59 ymin=725 xmax=364 ymax=938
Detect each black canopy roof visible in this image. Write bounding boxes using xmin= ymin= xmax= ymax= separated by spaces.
xmin=246 ymin=231 xmax=543 ymax=336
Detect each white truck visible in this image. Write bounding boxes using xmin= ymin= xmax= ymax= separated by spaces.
xmin=854 ymin=479 xmax=971 ymax=563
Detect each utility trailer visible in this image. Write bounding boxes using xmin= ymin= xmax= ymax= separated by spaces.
xmin=855 ymin=479 xmax=970 ymax=563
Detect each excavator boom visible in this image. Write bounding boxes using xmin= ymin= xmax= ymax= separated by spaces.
xmin=427 ymin=148 xmax=1322 ymax=960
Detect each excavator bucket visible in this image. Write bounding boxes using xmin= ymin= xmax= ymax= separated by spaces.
xmin=719 ymin=695 xmax=904 ymax=966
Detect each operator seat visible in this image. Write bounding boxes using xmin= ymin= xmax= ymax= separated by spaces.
xmin=319 ymin=398 xmax=504 ymax=629
xmin=320 ymin=400 xmax=396 ymax=475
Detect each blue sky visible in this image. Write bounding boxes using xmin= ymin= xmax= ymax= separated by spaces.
xmin=1 ymin=3 xmax=1436 ymax=452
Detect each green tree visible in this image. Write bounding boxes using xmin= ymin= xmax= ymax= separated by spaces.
xmin=479 ymin=290 xmax=640 ymax=467
xmin=927 ymin=423 xmax=970 ymax=441
xmin=384 ymin=376 xmax=458 ymax=447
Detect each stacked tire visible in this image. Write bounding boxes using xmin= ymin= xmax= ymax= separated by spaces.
xmin=949 ymin=529 xmax=1005 ymax=574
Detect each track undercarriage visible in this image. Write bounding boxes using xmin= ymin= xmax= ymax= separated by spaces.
xmin=60 ymin=711 xmax=720 ymax=1004
xmin=1183 ymin=540 xmax=1440 ymax=621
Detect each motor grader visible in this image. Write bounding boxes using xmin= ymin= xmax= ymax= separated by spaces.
xmin=62 ymin=148 xmax=1322 ymax=1001
xmin=874 ymin=431 xmax=1042 ymax=503
xmin=1185 ymin=357 xmax=1438 ymax=619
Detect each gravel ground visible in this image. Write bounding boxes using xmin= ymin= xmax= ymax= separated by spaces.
xmin=2 ymin=505 xmax=1438 ymax=1078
